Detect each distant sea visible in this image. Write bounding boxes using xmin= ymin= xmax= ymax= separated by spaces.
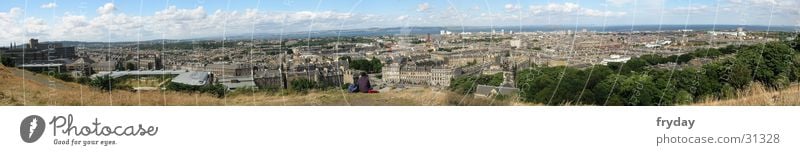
xmin=232 ymin=25 xmax=799 ymax=40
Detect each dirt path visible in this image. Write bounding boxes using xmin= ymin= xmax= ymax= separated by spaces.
xmin=9 ymin=67 xmax=70 ymax=90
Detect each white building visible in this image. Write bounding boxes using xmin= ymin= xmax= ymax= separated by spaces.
xmin=601 ymin=55 xmax=631 ymax=65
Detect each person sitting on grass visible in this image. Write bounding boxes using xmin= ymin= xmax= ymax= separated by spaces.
xmin=357 ymin=72 xmax=373 ymax=93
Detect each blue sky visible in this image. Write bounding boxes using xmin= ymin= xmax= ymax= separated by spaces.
xmin=1 ymin=0 xmax=798 ymax=42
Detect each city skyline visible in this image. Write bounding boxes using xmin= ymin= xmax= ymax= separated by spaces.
xmin=1 ymin=0 xmax=799 ymax=43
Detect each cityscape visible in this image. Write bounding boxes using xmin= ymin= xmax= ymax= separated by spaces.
xmin=1 ymin=0 xmax=799 ymax=106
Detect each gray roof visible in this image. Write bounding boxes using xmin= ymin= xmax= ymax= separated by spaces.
xmin=171 ymin=72 xmax=211 ymax=86
xmin=20 ymin=63 xmax=64 ymax=68
xmin=92 ymin=70 xmax=190 ymax=78
xmin=91 ymin=70 xmax=210 ymax=86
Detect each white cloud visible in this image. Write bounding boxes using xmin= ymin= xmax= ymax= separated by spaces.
xmin=471 ymin=6 xmax=481 ymax=11
xmin=97 ymin=3 xmax=116 ymax=15
xmin=0 ymin=2 xmax=389 ymax=42
xmin=41 ymin=2 xmax=57 ymax=9
xmin=530 ymin=3 xmax=580 ymax=14
xmin=529 ymin=2 xmax=626 ymax=17
xmin=396 ymin=15 xmax=408 ymax=21
xmin=504 ymin=4 xmax=521 ymax=12
xmin=673 ymin=5 xmax=709 ymax=13
xmin=607 ymin=0 xmax=634 ymax=6
xmin=417 ymin=3 xmax=430 ymax=12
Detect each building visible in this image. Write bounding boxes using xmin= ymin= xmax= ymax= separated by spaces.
xmin=431 ymin=67 xmax=462 ymax=87
xmin=91 ymin=70 xmax=211 ymax=86
xmin=0 ymin=38 xmax=76 ymax=66
xmin=171 ymin=71 xmax=213 ymax=86
xmin=91 ymin=61 xmax=118 ymax=72
xmin=204 ymin=63 xmax=252 ymax=78
xmin=18 ymin=63 xmax=66 ymax=72
xmin=381 ymin=62 xmax=462 ymax=87
xmin=219 ymin=76 xmax=257 ymax=91
xmin=510 ymin=40 xmax=525 ymax=49
xmin=253 ymin=69 xmax=284 ymax=90
xmin=601 ymin=55 xmax=631 ymax=65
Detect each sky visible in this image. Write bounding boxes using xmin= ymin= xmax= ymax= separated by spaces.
xmin=1 ymin=0 xmax=798 ymax=42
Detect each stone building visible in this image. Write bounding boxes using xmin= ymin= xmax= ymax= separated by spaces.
xmin=381 ymin=62 xmax=462 ymax=87
xmin=204 ymin=63 xmax=252 ymax=78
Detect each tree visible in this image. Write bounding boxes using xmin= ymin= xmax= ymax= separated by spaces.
xmin=622 ymin=58 xmax=647 ymax=73
xmin=90 ymin=75 xmax=115 ymax=92
xmin=674 ymin=90 xmax=694 ymax=105
xmin=166 ymin=82 xmax=227 ymax=98
xmin=125 ymin=62 xmax=136 ymax=71
xmin=640 ymin=54 xmax=666 ymax=65
xmin=728 ymin=60 xmax=752 ymax=89
xmin=348 ymin=59 xmax=383 ymax=73
xmin=759 ymin=42 xmax=794 ymax=88
xmin=697 ymin=62 xmax=724 ymax=98
xmin=290 ymin=78 xmax=317 ymax=91
xmin=0 ymin=55 xmax=13 ymax=67
xmin=793 ymin=34 xmax=800 ymax=51
xmin=677 ymin=54 xmax=694 ymax=64
xmin=370 ymin=58 xmax=383 ymax=73
xmin=448 ymin=75 xmax=478 ymax=94
xmin=48 ymin=71 xmax=74 ymax=82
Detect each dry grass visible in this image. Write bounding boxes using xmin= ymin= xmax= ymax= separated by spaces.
xmin=0 ymin=71 xmax=223 ymax=106
xmin=226 ymin=88 xmax=450 ymax=106
xmin=10 ymin=64 xmax=795 ymax=106
xmin=695 ymin=83 xmax=800 ymax=106
xmin=0 ymin=65 xmax=455 ymax=106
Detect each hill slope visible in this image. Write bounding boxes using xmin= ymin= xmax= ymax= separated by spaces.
xmin=695 ymin=83 xmax=800 ymax=106
xmin=5 ymin=65 xmax=789 ymax=106
xmin=0 ymin=65 xmax=460 ymax=106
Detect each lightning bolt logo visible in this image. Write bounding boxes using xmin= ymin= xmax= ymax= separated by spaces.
xmin=29 ymin=117 xmax=38 ymax=139
xmin=20 ymin=115 xmax=45 ymax=143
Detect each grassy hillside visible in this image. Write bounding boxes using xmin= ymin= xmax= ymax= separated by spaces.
xmin=695 ymin=83 xmax=800 ymax=106
xmin=0 ymin=65 xmax=481 ymax=106
xmin=2 ymin=64 xmax=791 ymax=106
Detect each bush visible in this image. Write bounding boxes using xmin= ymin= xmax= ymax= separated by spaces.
xmin=506 ymin=41 xmax=799 ymax=105
xmin=46 ymin=71 xmax=74 ymax=82
xmin=89 ymin=75 xmax=115 ymax=92
xmin=349 ymin=58 xmax=383 ymax=73
xmin=0 ymin=55 xmax=13 ymax=67
xmin=290 ymin=78 xmax=317 ymax=92
xmin=165 ymin=82 xmax=227 ymax=98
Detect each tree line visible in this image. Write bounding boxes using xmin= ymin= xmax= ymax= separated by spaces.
xmin=514 ymin=38 xmax=800 ymax=106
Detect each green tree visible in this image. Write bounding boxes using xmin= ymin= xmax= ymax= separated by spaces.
xmin=125 ymin=62 xmax=136 ymax=71
xmin=793 ymin=34 xmax=800 ymax=51
xmin=677 ymin=54 xmax=694 ymax=64
xmin=622 ymin=58 xmax=647 ymax=73
xmin=90 ymin=75 xmax=115 ymax=92
xmin=728 ymin=60 xmax=752 ymax=89
xmin=290 ymin=78 xmax=317 ymax=91
xmin=759 ymin=42 xmax=794 ymax=88
xmin=0 ymin=55 xmax=13 ymax=67
xmin=674 ymin=90 xmax=694 ymax=105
